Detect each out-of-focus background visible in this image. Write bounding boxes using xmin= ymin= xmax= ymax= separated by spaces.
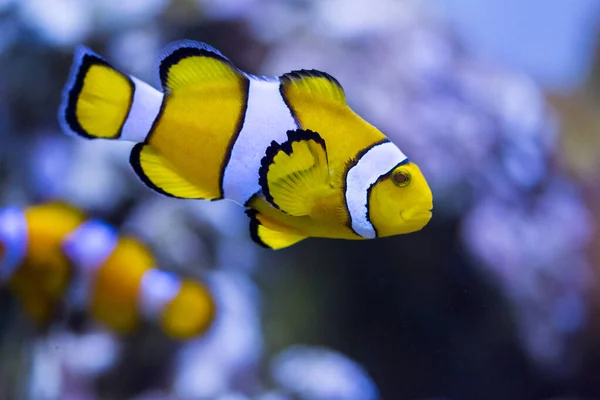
xmin=1 ymin=0 xmax=600 ymax=399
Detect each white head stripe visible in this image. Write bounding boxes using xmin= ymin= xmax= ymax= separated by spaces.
xmin=345 ymin=141 xmax=408 ymax=238
xmin=138 ymin=268 xmax=182 ymax=320
xmin=120 ymin=76 xmax=164 ymax=142
xmin=0 ymin=207 xmax=28 ymax=283
xmin=63 ymin=220 xmax=119 ymax=307
xmin=222 ymin=78 xmax=297 ymax=204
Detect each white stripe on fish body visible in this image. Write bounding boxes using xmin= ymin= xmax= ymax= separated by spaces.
xmin=138 ymin=268 xmax=181 ymax=320
xmin=120 ymin=76 xmax=164 ymax=142
xmin=0 ymin=207 xmax=28 ymax=283
xmin=222 ymin=77 xmax=297 ymax=205
xmin=345 ymin=141 xmax=408 ymax=239
xmin=63 ymin=220 xmax=119 ymax=306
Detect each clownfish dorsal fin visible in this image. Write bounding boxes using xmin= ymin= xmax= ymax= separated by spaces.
xmin=258 ymin=129 xmax=330 ymax=216
xmin=245 ymin=209 xmax=307 ymax=250
xmin=129 ymin=143 xmax=216 ymax=199
xmin=279 ymin=69 xmax=346 ymax=106
xmin=157 ymin=40 xmax=244 ymax=93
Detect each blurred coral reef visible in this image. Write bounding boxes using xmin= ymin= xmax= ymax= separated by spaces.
xmin=0 ymin=0 xmax=599 ymax=399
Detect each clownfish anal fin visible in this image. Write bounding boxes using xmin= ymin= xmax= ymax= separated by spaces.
xmin=129 ymin=143 xmax=215 ymax=199
xmin=246 ymin=209 xmax=307 ymax=250
xmin=258 ymin=129 xmax=330 ymax=216
xmin=280 ymin=69 xmax=346 ymax=106
xmin=157 ymin=39 xmax=245 ymax=93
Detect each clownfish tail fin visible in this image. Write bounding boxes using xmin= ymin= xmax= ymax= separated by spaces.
xmin=58 ymin=45 xmax=163 ymax=143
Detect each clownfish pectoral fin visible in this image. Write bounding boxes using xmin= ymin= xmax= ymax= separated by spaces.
xmin=157 ymin=40 xmax=245 ymax=93
xmin=59 ymin=46 xmax=137 ymax=140
xmin=279 ymin=69 xmax=346 ymax=107
xmin=259 ymin=129 xmax=330 ymax=216
xmin=129 ymin=143 xmax=215 ymax=199
xmin=246 ymin=209 xmax=307 ymax=250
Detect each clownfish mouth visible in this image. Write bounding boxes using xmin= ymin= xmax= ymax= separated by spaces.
xmin=401 ymin=204 xmax=433 ymax=222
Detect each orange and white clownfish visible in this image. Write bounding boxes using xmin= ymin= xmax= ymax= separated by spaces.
xmin=0 ymin=203 xmax=215 ymax=340
xmin=58 ymin=40 xmax=433 ymax=250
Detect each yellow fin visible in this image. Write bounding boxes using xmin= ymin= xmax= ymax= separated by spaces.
xmin=280 ymin=69 xmax=346 ymax=108
xmin=129 ymin=143 xmax=215 ymax=199
xmin=158 ymin=40 xmax=244 ymax=93
xmin=59 ymin=46 xmax=133 ymax=139
xmin=258 ymin=129 xmax=330 ymax=216
xmin=246 ymin=209 xmax=306 ymax=250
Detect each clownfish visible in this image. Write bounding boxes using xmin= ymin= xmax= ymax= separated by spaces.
xmin=0 ymin=203 xmax=215 ymax=340
xmin=58 ymin=40 xmax=433 ymax=250
xmin=0 ymin=202 xmax=83 ymax=326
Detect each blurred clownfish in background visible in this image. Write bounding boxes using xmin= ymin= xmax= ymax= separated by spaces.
xmin=58 ymin=40 xmax=433 ymax=250
xmin=0 ymin=202 xmax=215 ymax=340
xmin=0 ymin=202 xmax=82 ymax=326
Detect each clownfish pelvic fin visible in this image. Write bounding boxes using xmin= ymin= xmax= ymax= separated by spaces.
xmin=245 ymin=209 xmax=306 ymax=250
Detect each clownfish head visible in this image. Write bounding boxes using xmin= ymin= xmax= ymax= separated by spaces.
xmin=367 ymin=161 xmax=433 ymax=238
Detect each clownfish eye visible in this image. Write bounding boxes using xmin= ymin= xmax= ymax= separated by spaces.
xmin=392 ymin=170 xmax=411 ymax=187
